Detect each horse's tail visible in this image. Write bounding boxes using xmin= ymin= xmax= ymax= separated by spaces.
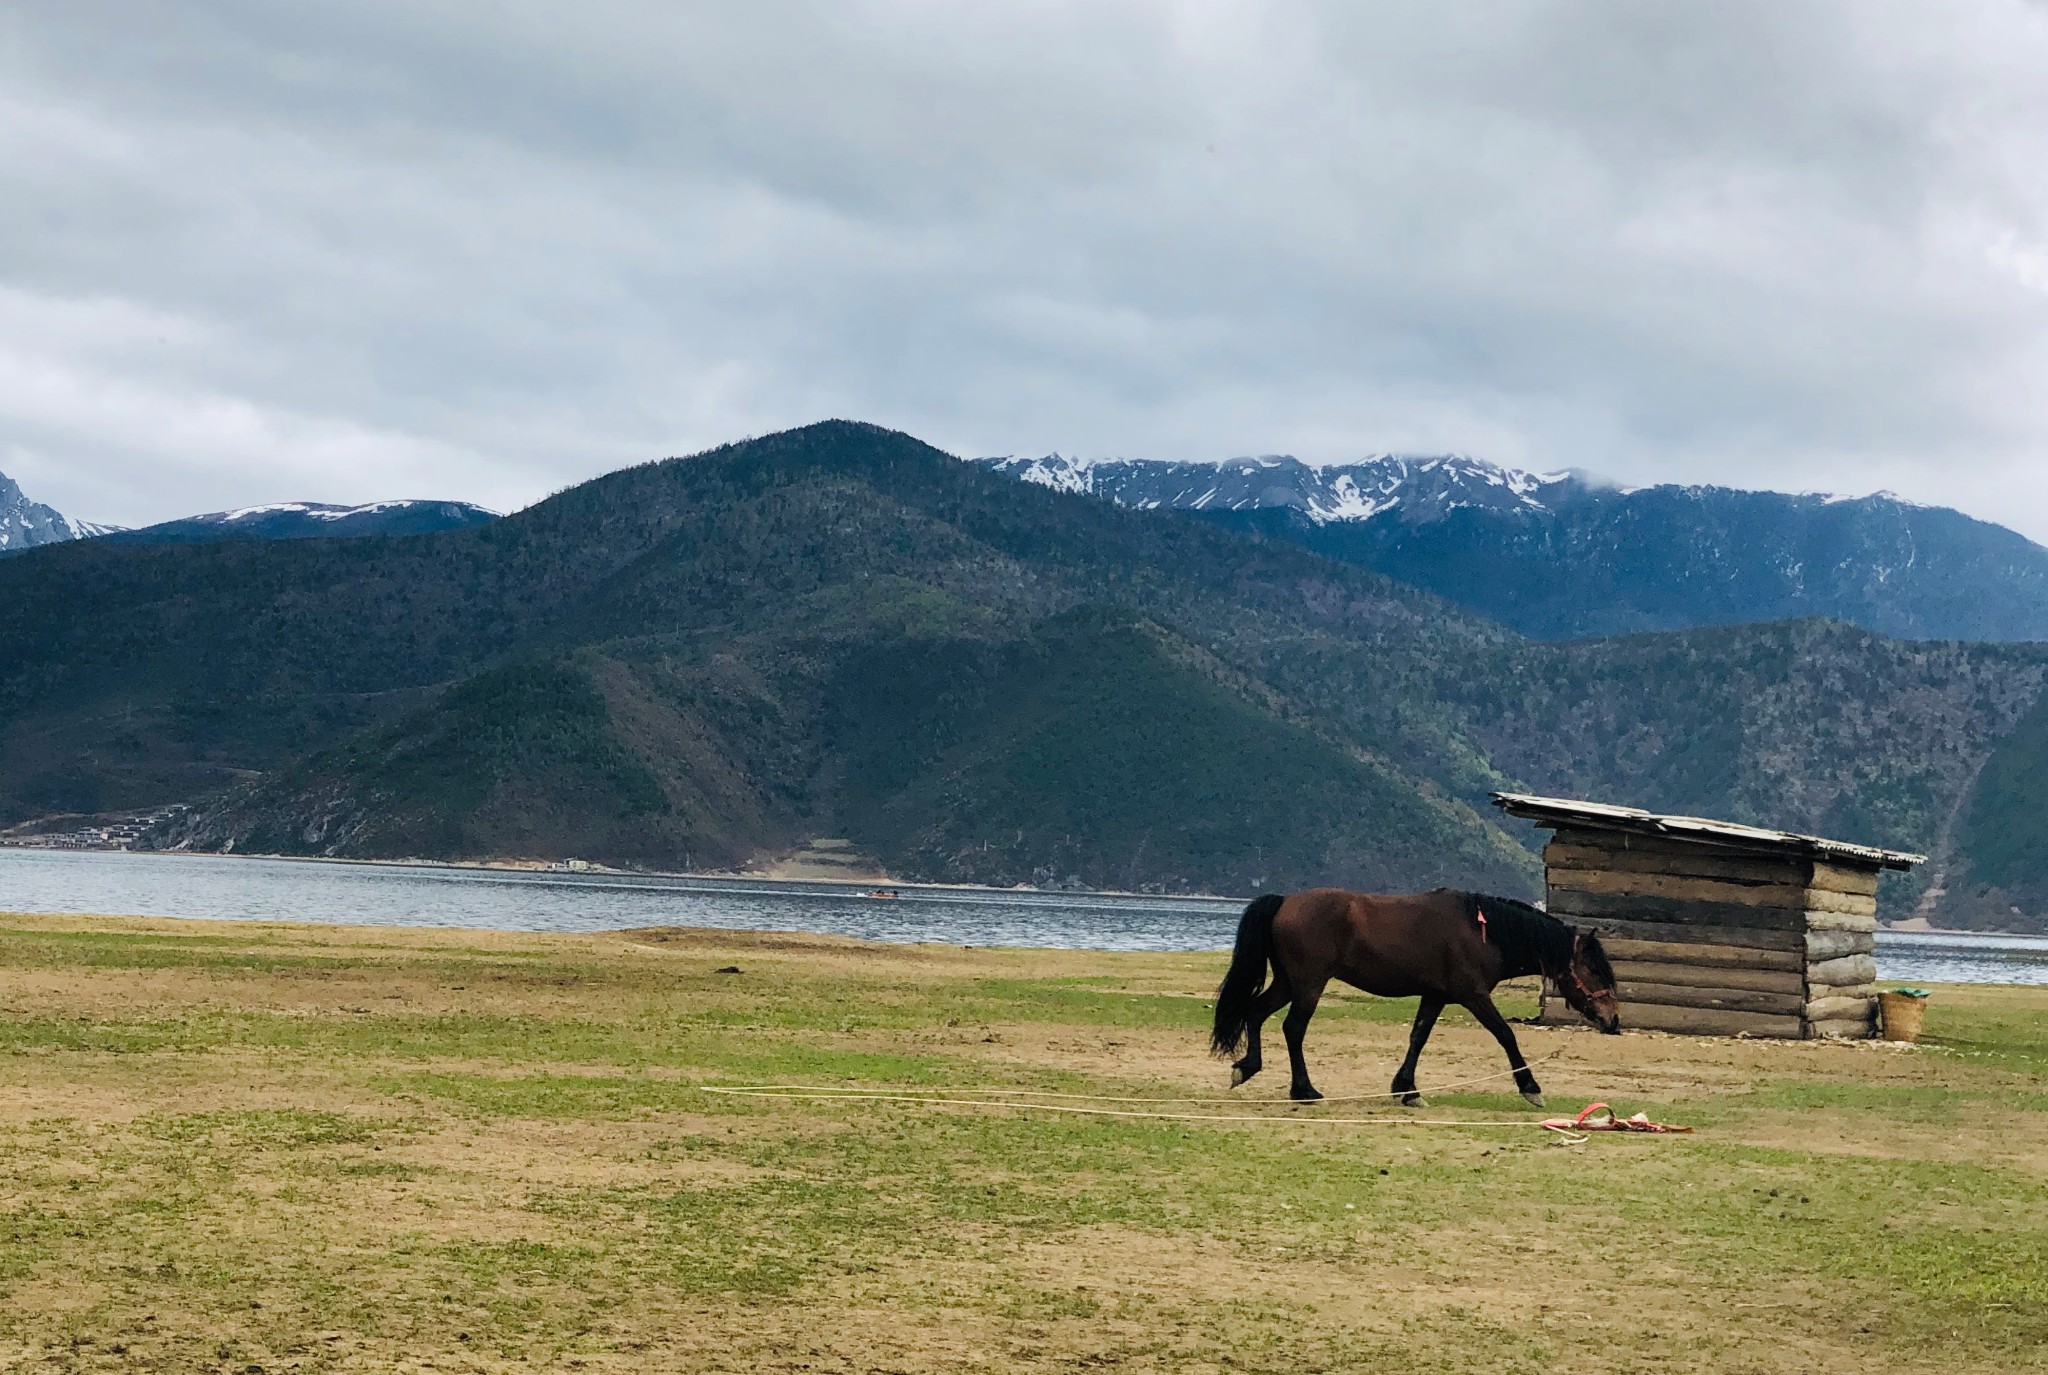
xmin=1211 ymin=894 xmax=1284 ymax=1057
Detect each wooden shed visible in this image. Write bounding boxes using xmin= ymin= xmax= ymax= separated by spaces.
xmin=1492 ymin=792 xmax=1923 ymax=1039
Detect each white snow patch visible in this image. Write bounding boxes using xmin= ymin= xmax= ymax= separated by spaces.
xmin=1507 ymin=468 xmax=1574 ymax=499
xmin=208 ymin=499 xmax=488 ymax=524
xmin=1306 ymin=473 xmax=1400 ymax=523
xmin=1008 ymin=456 xmax=1097 ymax=495
xmin=218 ymin=502 xmax=331 ymax=521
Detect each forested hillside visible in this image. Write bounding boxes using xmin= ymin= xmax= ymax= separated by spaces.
xmin=1943 ymin=689 xmax=2048 ymax=929
xmin=3 ymin=422 xmax=2044 ymax=921
xmin=1247 ymin=487 xmax=2048 ymax=643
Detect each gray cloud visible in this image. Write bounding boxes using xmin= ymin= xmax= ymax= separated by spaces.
xmin=5 ymin=1 xmax=2048 ymax=536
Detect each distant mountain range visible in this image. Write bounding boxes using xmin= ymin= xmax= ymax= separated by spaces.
xmin=3 ymin=422 xmax=2046 ymax=928
xmin=0 ymin=466 xmax=498 ymax=554
xmin=975 ymin=455 xmax=2048 ymax=643
xmin=24 ymin=451 xmax=2048 ymax=646
xmin=0 ymin=471 xmax=121 ymax=552
xmin=979 ymin=453 xmax=1570 ymax=524
xmin=106 ymin=500 xmax=499 ymax=545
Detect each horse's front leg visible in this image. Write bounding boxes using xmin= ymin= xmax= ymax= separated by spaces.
xmin=1390 ymin=997 xmax=1445 ymax=1107
xmin=1462 ymin=993 xmax=1543 ymax=1107
xmin=1281 ymin=976 xmax=1329 ymax=1101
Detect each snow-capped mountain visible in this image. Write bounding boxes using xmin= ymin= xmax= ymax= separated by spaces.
xmin=0 ymin=469 xmax=121 ymax=553
xmin=109 ymin=499 xmax=500 ymax=545
xmin=973 ymin=452 xmax=2048 ymax=643
xmin=976 ymin=453 xmax=1580 ymax=526
xmin=2 ymin=469 xmax=497 ymax=554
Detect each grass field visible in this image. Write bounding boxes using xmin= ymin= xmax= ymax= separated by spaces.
xmin=0 ymin=912 xmax=2044 ymax=1373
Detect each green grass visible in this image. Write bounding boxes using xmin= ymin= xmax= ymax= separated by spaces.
xmin=1 ymin=914 xmax=2044 ymax=1373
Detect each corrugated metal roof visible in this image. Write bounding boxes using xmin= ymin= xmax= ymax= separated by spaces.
xmin=1491 ymin=791 xmax=1925 ymax=871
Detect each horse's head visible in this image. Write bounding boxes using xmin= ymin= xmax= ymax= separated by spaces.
xmin=1558 ymin=930 xmax=1622 ymax=1034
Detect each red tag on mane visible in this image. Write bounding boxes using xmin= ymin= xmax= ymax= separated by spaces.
xmin=1476 ymin=906 xmax=1488 ymax=943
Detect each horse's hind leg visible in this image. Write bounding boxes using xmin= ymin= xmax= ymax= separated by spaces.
xmin=1390 ymin=997 xmax=1445 ymax=1107
xmin=1231 ymin=973 xmax=1293 ymax=1087
xmin=1463 ymin=993 xmax=1544 ymax=1107
xmin=1282 ymin=975 xmax=1329 ymax=1102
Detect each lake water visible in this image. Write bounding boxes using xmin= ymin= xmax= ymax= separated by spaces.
xmin=3 ymin=848 xmax=2046 ymax=986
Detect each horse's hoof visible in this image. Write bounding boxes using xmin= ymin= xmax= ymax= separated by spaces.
xmin=1522 ymin=1090 xmax=1546 ymax=1108
xmin=1290 ymin=1086 xmax=1323 ymax=1103
xmin=1229 ymin=1064 xmax=1251 ymax=1088
xmin=1401 ymin=1093 xmax=1427 ymax=1108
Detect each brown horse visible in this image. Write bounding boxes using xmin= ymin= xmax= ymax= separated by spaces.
xmin=1210 ymin=888 xmax=1621 ymax=1105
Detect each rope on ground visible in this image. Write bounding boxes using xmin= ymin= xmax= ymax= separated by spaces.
xmin=703 ymin=1046 xmax=1570 ymax=1107
xmin=699 ymin=1083 xmax=1692 ymax=1142
xmin=701 ymin=1084 xmax=1572 ymax=1130
xmin=700 ymin=1052 xmax=1696 ymax=1139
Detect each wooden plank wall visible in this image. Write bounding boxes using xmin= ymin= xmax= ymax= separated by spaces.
xmin=1535 ymin=827 xmax=1879 ymax=1039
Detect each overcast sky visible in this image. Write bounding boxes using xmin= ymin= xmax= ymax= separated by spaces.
xmin=7 ymin=3 xmax=2048 ymax=537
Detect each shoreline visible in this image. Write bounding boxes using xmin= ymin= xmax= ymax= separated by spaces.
xmin=11 ymin=845 xmax=2048 ymax=936
xmin=0 ymin=842 xmax=1242 ymax=904
xmin=6 ymin=847 xmax=2048 ymax=950
xmin=1 ymin=904 xmax=2044 ymax=983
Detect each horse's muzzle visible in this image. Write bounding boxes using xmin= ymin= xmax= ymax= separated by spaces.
xmin=1600 ymin=1013 xmax=1622 ymax=1035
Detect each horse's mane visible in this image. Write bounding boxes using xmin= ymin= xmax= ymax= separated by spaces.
xmin=1458 ymin=891 xmax=1606 ymax=982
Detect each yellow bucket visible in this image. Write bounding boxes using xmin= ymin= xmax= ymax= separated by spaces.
xmin=1880 ymin=990 xmax=1927 ymax=1043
